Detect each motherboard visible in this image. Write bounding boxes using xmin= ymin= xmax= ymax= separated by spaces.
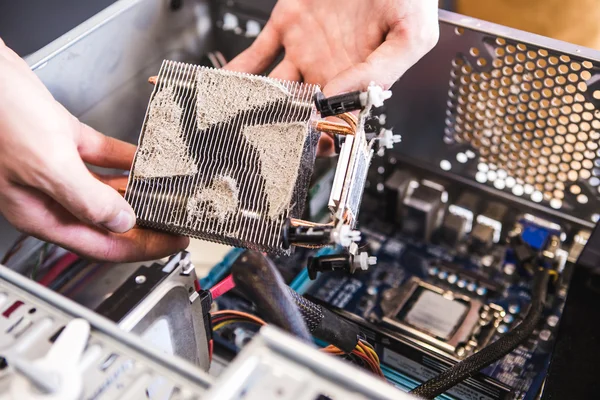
xmin=205 ymin=157 xmax=586 ymax=400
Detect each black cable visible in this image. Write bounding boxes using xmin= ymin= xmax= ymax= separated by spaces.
xmin=285 ymin=287 xmax=361 ymax=353
xmin=410 ymin=267 xmax=551 ymax=399
xmin=231 ymin=250 xmax=312 ymax=343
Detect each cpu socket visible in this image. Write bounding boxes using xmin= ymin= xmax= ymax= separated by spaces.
xmin=381 ymin=278 xmax=505 ymax=359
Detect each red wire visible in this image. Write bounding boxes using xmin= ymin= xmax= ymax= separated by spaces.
xmin=39 ymin=253 xmax=79 ymax=287
xmin=210 ymin=274 xmax=236 ymax=299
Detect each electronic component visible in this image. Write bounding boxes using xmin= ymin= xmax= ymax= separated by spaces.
xmin=470 ymin=202 xmax=508 ymax=250
xmin=126 ymin=63 xmax=321 ymax=255
xmin=400 ymin=179 xmax=448 ymax=242
xmin=381 ymin=278 xmax=504 ymax=359
xmin=438 ymin=192 xmax=479 ymax=246
xmin=127 ymin=63 xmax=396 ymax=258
xmin=16 ymin=1 xmax=600 ymax=398
xmin=384 ymin=170 xmax=415 ymax=221
xmin=425 ymin=262 xmax=504 ymax=297
xmin=515 ymin=214 xmax=562 ymax=251
xmin=568 ymin=230 xmax=591 ymax=263
xmin=206 ymin=326 xmax=408 ymax=400
xmin=307 ymin=253 xmax=376 ymax=280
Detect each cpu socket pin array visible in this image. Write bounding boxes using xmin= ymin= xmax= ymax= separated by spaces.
xmin=126 ymin=62 xmax=399 ymax=274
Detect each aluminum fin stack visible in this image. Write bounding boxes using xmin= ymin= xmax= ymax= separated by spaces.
xmin=125 ymin=61 xmax=321 ymax=255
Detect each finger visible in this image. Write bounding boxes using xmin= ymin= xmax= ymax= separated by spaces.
xmin=1 ymin=186 xmax=189 ymax=262
xmin=224 ymin=22 xmax=282 ymax=74
xmin=39 ymin=153 xmax=136 ymax=234
xmin=268 ymin=58 xmax=302 ymax=81
xmin=323 ymin=26 xmax=439 ymax=96
xmin=76 ymin=123 xmax=136 ymax=170
xmin=91 ymin=173 xmax=129 ymax=192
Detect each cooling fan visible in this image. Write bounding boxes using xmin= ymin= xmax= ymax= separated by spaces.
xmin=125 ymin=60 xmax=398 ymax=271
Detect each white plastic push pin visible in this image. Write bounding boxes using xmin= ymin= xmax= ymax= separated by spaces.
xmin=378 ymin=128 xmax=402 ymax=149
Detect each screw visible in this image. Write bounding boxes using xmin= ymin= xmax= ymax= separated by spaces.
xmin=135 ymin=275 xmax=146 ymax=284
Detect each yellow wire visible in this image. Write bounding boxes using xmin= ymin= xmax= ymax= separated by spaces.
xmin=212 ymin=313 xmax=384 ymax=376
xmin=363 ymin=344 xmax=380 ymax=365
xmin=213 ymin=320 xmax=246 ymax=331
xmin=212 ymin=310 xmax=267 ymax=325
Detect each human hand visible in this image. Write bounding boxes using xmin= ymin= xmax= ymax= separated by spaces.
xmin=225 ymin=0 xmax=439 ymax=94
xmin=224 ymin=0 xmax=439 ymax=155
xmin=0 ymin=39 xmax=189 ymax=262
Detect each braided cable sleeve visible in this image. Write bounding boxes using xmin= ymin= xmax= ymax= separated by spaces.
xmin=231 ymin=251 xmax=312 ymax=343
xmin=286 ymin=287 xmax=361 ymax=353
xmin=410 ymin=268 xmax=550 ymax=399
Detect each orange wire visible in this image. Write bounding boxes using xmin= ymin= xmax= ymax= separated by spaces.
xmin=211 ymin=310 xmax=267 ymax=326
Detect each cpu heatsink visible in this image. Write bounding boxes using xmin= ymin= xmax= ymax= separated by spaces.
xmin=126 ymin=61 xmax=320 ymax=255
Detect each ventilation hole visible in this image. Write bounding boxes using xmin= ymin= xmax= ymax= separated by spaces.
xmin=568 ymin=73 xmax=579 ymax=83
xmin=581 ymin=70 xmax=592 ymax=81
xmin=568 ymin=170 xmax=579 ymax=181
xmin=577 ymin=194 xmax=589 ymax=204
xmin=455 ymin=27 xmax=465 ymax=36
xmin=477 ymin=58 xmax=487 ymax=67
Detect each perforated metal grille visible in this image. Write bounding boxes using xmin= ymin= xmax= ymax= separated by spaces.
xmin=445 ymin=33 xmax=600 ymax=212
xmin=126 ymin=61 xmax=320 ymax=255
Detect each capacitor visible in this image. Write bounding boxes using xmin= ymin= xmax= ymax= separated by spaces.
xmin=503 ymin=263 xmax=516 ymax=276
xmin=447 ymin=274 xmax=458 ymax=285
xmin=539 ymin=329 xmax=552 ymax=342
xmin=547 ymin=315 xmax=560 ymax=328
xmin=497 ymin=325 xmax=509 ymax=334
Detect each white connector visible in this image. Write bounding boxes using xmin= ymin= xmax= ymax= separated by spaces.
xmin=359 ymin=83 xmax=393 ymax=110
xmin=332 ymin=223 xmax=361 ymax=247
xmin=378 ymin=128 xmax=402 ymax=149
xmin=348 ymin=242 xmax=377 ymax=273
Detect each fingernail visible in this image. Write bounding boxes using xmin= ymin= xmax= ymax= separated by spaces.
xmin=104 ymin=210 xmax=135 ymax=233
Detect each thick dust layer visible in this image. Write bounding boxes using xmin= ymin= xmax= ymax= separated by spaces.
xmin=196 ymin=69 xmax=290 ymax=131
xmin=134 ymin=86 xmax=198 ymax=179
xmin=243 ymin=122 xmax=308 ymax=219
xmin=187 ymin=175 xmax=240 ymax=224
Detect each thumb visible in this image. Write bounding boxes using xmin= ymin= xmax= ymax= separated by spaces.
xmin=42 ymin=155 xmax=136 ymax=233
